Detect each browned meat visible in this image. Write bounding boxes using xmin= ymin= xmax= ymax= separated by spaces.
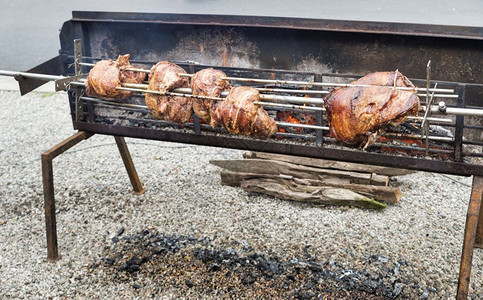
xmin=351 ymin=71 xmax=416 ymax=87
xmin=85 ymin=54 xmax=145 ymax=100
xmin=324 ymin=71 xmax=420 ymax=148
xmin=212 ymin=86 xmax=278 ymax=139
xmin=191 ymin=68 xmax=230 ymax=127
xmin=145 ymin=61 xmax=192 ymax=123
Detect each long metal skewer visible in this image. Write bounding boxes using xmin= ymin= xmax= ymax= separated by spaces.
xmin=178 ymin=73 xmax=454 ymax=93
xmin=1 ymin=70 xmax=480 ymax=117
xmin=77 ymin=62 xmax=454 ymax=93
xmin=257 ymin=87 xmax=458 ymax=99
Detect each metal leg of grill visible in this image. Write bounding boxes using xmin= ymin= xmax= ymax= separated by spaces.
xmin=457 ymin=176 xmax=483 ymax=299
xmin=114 ymin=136 xmax=145 ymax=194
xmin=41 ymin=131 xmax=94 ymax=261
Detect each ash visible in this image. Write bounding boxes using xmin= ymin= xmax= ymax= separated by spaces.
xmin=94 ymin=228 xmax=415 ymax=299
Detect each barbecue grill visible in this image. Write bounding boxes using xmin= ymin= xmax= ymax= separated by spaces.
xmin=1 ymin=11 xmax=482 ymax=299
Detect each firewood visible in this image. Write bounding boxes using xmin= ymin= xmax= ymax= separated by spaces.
xmin=241 ymin=178 xmax=387 ymax=210
xmin=220 ymin=171 xmax=400 ymax=203
xmin=210 ymin=159 xmax=389 ymax=186
xmin=243 ymin=151 xmax=416 ymax=177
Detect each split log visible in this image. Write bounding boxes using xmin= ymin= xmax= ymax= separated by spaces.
xmin=241 ymin=178 xmax=387 ymax=210
xmin=220 ymin=171 xmax=401 ymax=203
xmin=243 ymin=151 xmax=416 ymax=177
xmin=210 ymin=159 xmax=389 ymax=186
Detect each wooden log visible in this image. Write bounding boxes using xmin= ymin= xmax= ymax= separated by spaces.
xmin=243 ymin=151 xmax=416 ymax=177
xmin=220 ymin=171 xmax=400 ymax=203
xmin=210 ymin=159 xmax=389 ymax=186
xmin=241 ymin=178 xmax=387 ymax=210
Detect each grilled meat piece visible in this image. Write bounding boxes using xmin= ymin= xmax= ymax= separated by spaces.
xmin=324 ymin=71 xmax=420 ymax=148
xmin=213 ymin=86 xmax=278 ymax=139
xmin=85 ymin=54 xmax=145 ymax=100
xmin=351 ymin=71 xmax=416 ymax=87
xmin=191 ymin=68 xmax=230 ymax=127
xmin=145 ymin=61 xmax=192 ymax=123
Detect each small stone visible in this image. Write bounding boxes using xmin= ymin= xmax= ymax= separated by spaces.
xmin=117 ymin=227 xmax=125 ymax=236
xmin=185 ymin=279 xmax=194 ymax=288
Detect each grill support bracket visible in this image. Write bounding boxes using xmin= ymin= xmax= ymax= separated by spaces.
xmin=41 ymin=131 xmax=143 ymax=260
xmin=457 ymin=176 xmax=483 ymax=299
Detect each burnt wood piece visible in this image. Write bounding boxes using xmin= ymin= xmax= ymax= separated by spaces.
xmin=220 ymin=171 xmax=401 ymax=203
xmin=241 ymin=177 xmax=387 ymax=210
xmin=41 ymin=131 xmax=143 ymax=260
xmin=243 ymin=151 xmax=416 ymax=177
xmin=210 ymin=159 xmax=389 ymax=186
xmin=457 ymin=176 xmax=483 ymax=299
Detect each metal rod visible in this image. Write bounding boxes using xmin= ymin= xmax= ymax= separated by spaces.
xmin=428 ymin=105 xmax=483 ymax=117
xmin=1 ymin=68 xmax=478 ymax=117
xmin=0 ymin=70 xmax=64 ymax=81
xmin=187 ymin=73 xmax=454 ymax=93
xmin=79 ymin=96 xmax=150 ymax=109
xmin=424 ymin=62 xmax=432 ymax=156
xmin=253 ymin=102 xmax=324 ymax=111
xmin=79 ymin=62 xmax=149 ymax=73
xmin=114 ymin=136 xmax=145 ymax=194
xmin=406 ymin=116 xmax=453 ymax=124
xmin=120 ymin=83 xmax=326 ymax=104
xmin=78 ymin=64 xmax=457 ymax=97
xmin=383 ymin=132 xmax=453 ymax=142
xmin=257 ymin=87 xmax=458 ymax=99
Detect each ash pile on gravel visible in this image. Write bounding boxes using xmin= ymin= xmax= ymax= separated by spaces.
xmin=93 ymin=228 xmax=421 ymax=299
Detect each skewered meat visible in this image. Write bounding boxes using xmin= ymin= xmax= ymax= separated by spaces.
xmin=145 ymin=61 xmax=192 ymax=123
xmin=85 ymin=54 xmax=145 ymax=100
xmin=351 ymin=70 xmax=416 ymax=87
xmin=212 ymin=86 xmax=278 ymax=139
xmin=324 ymin=71 xmax=420 ymax=148
xmin=191 ymin=68 xmax=230 ymax=127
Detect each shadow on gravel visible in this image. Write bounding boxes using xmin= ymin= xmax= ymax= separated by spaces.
xmin=90 ymin=228 xmax=425 ymax=299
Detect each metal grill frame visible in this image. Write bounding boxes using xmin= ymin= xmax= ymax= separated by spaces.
xmin=10 ymin=11 xmax=483 ymax=299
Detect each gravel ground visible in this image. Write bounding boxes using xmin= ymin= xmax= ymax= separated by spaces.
xmin=0 ymin=90 xmax=482 ymax=299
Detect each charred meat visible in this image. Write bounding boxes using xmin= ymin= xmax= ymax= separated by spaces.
xmin=212 ymin=86 xmax=278 ymax=139
xmin=324 ymin=71 xmax=420 ymax=148
xmin=145 ymin=61 xmax=192 ymax=123
xmin=191 ymin=68 xmax=230 ymax=127
xmin=85 ymin=54 xmax=145 ymax=100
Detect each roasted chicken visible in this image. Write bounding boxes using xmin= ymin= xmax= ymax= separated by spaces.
xmin=324 ymin=71 xmax=420 ymax=148
xmin=212 ymin=86 xmax=278 ymax=139
xmin=191 ymin=68 xmax=230 ymax=127
xmin=145 ymin=61 xmax=192 ymax=123
xmin=85 ymin=54 xmax=145 ymax=100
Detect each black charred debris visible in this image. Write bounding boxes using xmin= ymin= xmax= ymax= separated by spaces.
xmin=90 ymin=228 xmax=425 ymax=299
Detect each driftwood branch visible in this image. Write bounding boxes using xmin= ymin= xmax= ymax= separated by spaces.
xmin=241 ymin=178 xmax=387 ymax=210
xmin=220 ymin=171 xmax=401 ymax=203
xmin=210 ymin=159 xmax=389 ymax=186
xmin=243 ymin=151 xmax=416 ymax=177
